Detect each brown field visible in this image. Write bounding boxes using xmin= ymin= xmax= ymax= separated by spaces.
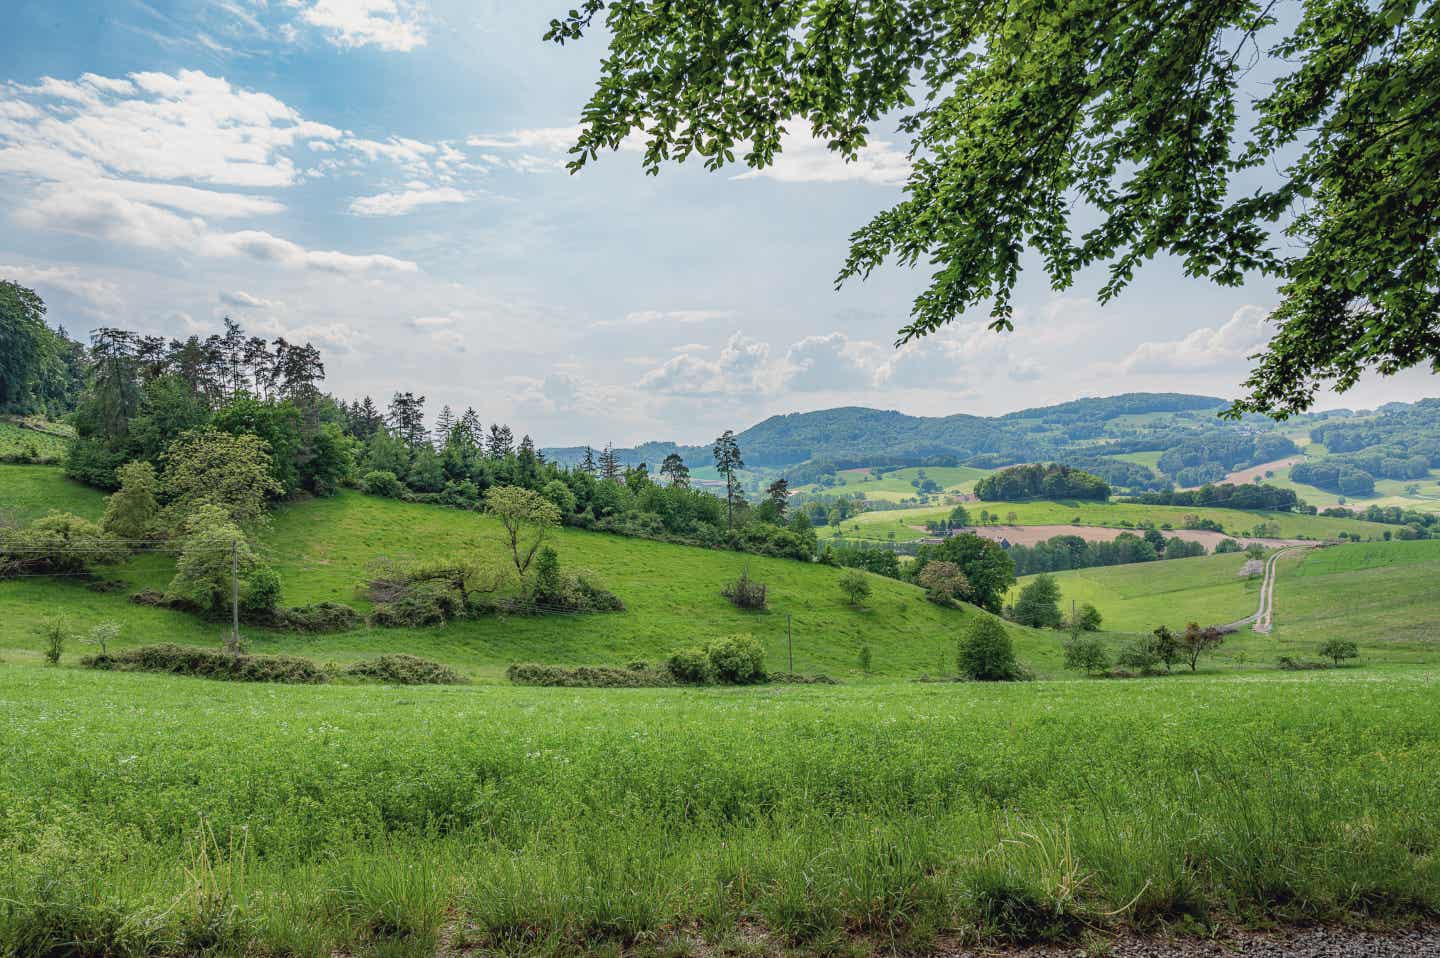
xmin=921 ymin=523 xmax=1310 ymax=549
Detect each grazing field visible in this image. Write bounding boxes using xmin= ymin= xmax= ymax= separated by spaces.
xmin=838 ymin=498 xmax=1392 ymax=542
xmin=0 ymin=466 xmax=1042 ymax=679
xmin=1008 ymin=553 xmax=1261 ymax=635
xmin=794 ymin=465 xmax=991 ymax=502
xmin=1271 ymin=540 xmax=1440 ymax=650
xmin=1266 ymin=464 xmax=1440 ymax=514
xmin=1106 ymin=450 xmax=1164 ymax=469
xmin=3 ymin=664 xmax=1439 ymax=956
xmin=0 ymin=463 xmax=104 ymax=523
xmin=0 ymin=421 xmax=69 ymax=463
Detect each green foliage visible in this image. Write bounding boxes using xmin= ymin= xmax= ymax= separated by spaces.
xmin=706 ymin=633 xmax=767 ymax=684
xmin=1115 ymin=640 xmax=1162 ymax=675
xmin=957 ymin=616 xmax=1022 ymax=681
xmin=976 ymin=463 xmax=1109 ymax=502
xmin=361 ymin=469 xmax=404 ymax=498
xmin=857 ymin=642 xmax=872 ymax=674
xmin=1062 ymin=635 xmax=1109 ymax=674
xmin=1319 ymin=639 xmax=1359 ymax=667
xmin=1012 ymin=573 xmax=1062 ymax=628
xmin=38 ymin=617 xmax=69 ymax=665
xmin=1179 ymin=623 xmax=1226 ymax=672
xmin=1075 ymin=603 xmax=1102 ymax=632
xmin=838 ymin=568 xmax=872 ymax=607
xmin=485 ymin=485 xmax=562 ymax=577
xmin=165 ymin=505 xmax=279 ymax=618
xmin=344 ymin=654 xmax=466 ymax=685
xmin=84 ymin=643 xmax=328 ymax=683
xmin=162 ymin=429 xmax=282 ymax=531
xmin=0 ymin=511 xmax=124 ymax=577
xmin=664 ymin=647 xmax=712 ymax=685
xmin=508 ymin=662 xmax=676 ymax=688
xmin=721 ymin=567 xmax=767 ymax=609
xmin=915 ymin=560 xmax=969 ymax=605
xmin=914 ymin=533 xmax=1015 ymax=612
xmin=101 ymin=461 xmax=161 ymax=540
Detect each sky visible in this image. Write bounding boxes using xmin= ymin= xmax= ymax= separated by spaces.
xmin=1 ymin=0 xmax=1435 ymax=447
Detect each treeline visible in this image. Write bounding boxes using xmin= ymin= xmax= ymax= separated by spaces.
xmin=1157 ymin=431 xmax=1298 ymax=486
xmin=0 ymin=281 xmax=86 ymax=417
xmin=1068 ymin=456 xmax=1168 ymax=492
xmin=1310 ymin=400 xmax=1440 ymax=458
xmin=1125 ymin=482 xmax=1300 ymax=512
xmin=974 ymin=463 xmax=1110 ymax=502
xmin=1320 ymin=505 xmax=1436 ymax=537
xmin=1008 ymin=531 xmax=1212 ymax=576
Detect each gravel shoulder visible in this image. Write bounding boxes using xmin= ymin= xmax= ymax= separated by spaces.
xmin=933 ymin=924 xmax=1440 ymax=957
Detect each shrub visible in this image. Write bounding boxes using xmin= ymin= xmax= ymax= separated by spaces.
xmin=0 ymin=512 xmax=125 ymax=578
xmin=858 ymin=642 xmax=873 ymax=673
xmin=368 ymin=579 xmax=463 ymax=627
xmin=507 ymin=663 xmax=676 ymax=688
xmin=957 ymin=617 xmax=1022 ymax=681
xmin=166 ymin=505 xmax=279 ymax=618
xmin=1214 ymin=538 xmax=1242 ymax=553
xmin=769 ymin=671 xmax=840 ymax=685
xmin=39 ymin=618 xmax=69 ymax=665
xmin=707 ymin=633 xmax=767 ymax=684
xmin=361 ymin=470 xmax=405 ymax=498
xmin=1012 ymin=573 xmax=1063 ymax=628
xmin=916 ymin=560 xmax=969 ymax=605
xmin=344 ymin=654 xmax=466 ymax=685
xmin=1318 ymin=638 xmax=1359 ymax=666
xmin=665 ymin=647 xmax=713 ymax=684
xmin=1063 ymin=635 xmax=1109 ymax=674
xmin=1150 ymin=625 xmax=1181 ymax=671
xmin=86 ymin=622 xmax=120 ymax=657
xmin=266 ymin=602 xmax=361 ymax=633
xmin=721 ymin=567 xmax=767 ymax=610
xmin=1115 ymin=639 xmax=1162 ymax=674
xmin=83 ymin=644 xmax=328 ymax=684
xmin=101 ymin=461 xmax=161 ymax=540
xmin=1076 ymin=603 xmax=1103 ymax=632
xmin=838 ymin=568 xmax=872 ymax=607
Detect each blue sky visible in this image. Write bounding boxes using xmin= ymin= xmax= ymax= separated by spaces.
xmin=2 ymin=0 xmax=1434 ymax=446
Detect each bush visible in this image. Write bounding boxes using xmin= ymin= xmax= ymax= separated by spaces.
xmin=368 ymin=579 xmax=463 ymax=627
xmin=721 ymin=567 xmax=767 ymax=610
xmin=1115 ymin=639 xmax=1162 ymax=674
xmin=1180 ymin=622 xmax=1225 ymax=671
xmin=666 ymin=647 xmax=713 ymax=684
xmin=706 ymin=633 xmax=767 ymax=684
xmin=769 ymin=671 xmax=840 ymax=685
xmin=916 ymin=560 xmax=969 ymax=605
xmin=1011 ymin=574 xmax=1062 ymax=628
xmin=1318 ymin=638 xmax=1359 ymax=666
xmin=361 ymin=470 xmax=405 ymax=498
xmin=83 ymin=644 xmax=328 ymax=684
xmin=39 ymin=618 xmax=69 ymax=665
xmin=0 ymin=512 xmax=125 ymax=578
xmin=1075 ymin=603 xmax=1103 ymax=631
xmin=344 ymin=654 xmax=466 ymax=685
xmin=858 ymin=642 xmax=873 ymax=673
xmin=958 ymin=617 xmax=1023 ymax=681
xmin=507 ymin=662 xmax=676 ymax=688
xmin=838 ymin=568 xmax=872 ymax=607
xmin=1063 ymin=635 xmax=1109 ymax=674
xmin=265 ymin=602 xmax=361 ymax=633
xmin=165 ymin=505 xmax=279 ymax=618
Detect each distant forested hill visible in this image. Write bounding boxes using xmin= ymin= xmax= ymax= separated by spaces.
xmin=544 ymin=393 xmax=1230 ymax=471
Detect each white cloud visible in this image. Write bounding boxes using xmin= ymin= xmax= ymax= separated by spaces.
xmin=733 ymin=129 xmax=911 ymax=186
xmin=873 ymin=321 xmax=1006 ymax=389
xmin=411 ymin=312 xmax=459 ymax=328
xmin=297 ymin=0 xmax=427 ymax=52
xmin=349 ymin=185 xmax=466 ymax=216
xmin=1120 ymin=306 xmax=1272 ymax=373
xmin=592 ymin=308 xmax=732 ymax=329
xmin=1007 ymin=357 xmax=1044 ymax=382
xmin=219 ymin=289 xmax=283 ymax=310
xmin=0 ymin=263 xmax=122 ymax=313
xmin=782 ymin=332 xmax=880 ymax=392
xmin=639 ymin=333 xmax=774 ymax=396
xmin=467 ymin=127 xmax=581 ymax=152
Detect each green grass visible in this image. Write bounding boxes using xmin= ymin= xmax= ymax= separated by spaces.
xmin=793 ymin=465 xmax=991 ymax=502
xmin=0 ymin=468 xmax=1047 ymax=680
xmin=0 ymin=419 xmax=70 ymax=462
xmin=840 ymin=498 xmax=1394 ymax=542
xmin=0 ymin=463 xmax=104 ymax=523
xmin=1107 ymin=450 xmax=1164 ymax=469
xmin=1008 ymin=553 xmax=1261 ymax=635
xmin=3 ymin=663 xmax=1439 ymax=955
xmin=1270 ymin=540 xmax=1440 ymax=650
xmin=1266 ymin=464 xmax=1440 ymax=514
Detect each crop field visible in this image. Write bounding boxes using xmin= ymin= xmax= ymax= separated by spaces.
xmin=3 ymin=664 xmax=1439 ymax=957
xmin=0 ymin=420 xmax=68 ymax=463
xmin=0 ymin=466 xmax=1045 ymax=679
xmin=837 ymin=498 xmax=1393 ymax=542
xmin=793 ymin=465 xmax=992 ymax=502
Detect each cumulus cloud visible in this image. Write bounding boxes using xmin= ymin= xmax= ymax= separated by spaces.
xmin=296 ymin=0 xmax=427 ymax=52
xmin=640 ymin=333 xmax=774 ymax=396
xmin=410 ymin=312 xmax=459 ymax=328
xmin=782 ymin=333 xmax=881 ymax=392
xmin=872 ymin=322 xmax=1007 ymax=389
xmin=0 ymin=263 xmax=122 ymax=312
xmin=349 ymin=185 xmax=466 ymax=216
xmin=219 ymin=289 xmax=283 ymax=310
xmin=1119 ymin=306 xmax=1273 ymax=373
xmin=732 ymin=132 xmax=911 ymax=186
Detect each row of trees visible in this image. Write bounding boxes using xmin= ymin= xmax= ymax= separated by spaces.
xmin=1126 ymin=482 xmax=1300 ymax=512
xmin=1007 ymin=531 xmax=1207 ymax=577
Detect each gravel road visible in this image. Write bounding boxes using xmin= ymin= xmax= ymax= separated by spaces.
xmin=934 ymin=925 xmax=1440 ymax=956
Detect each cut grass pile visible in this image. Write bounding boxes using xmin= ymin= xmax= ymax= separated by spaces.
xmin=0 ymin=469 xmax=1038 ymax=679
xmin=2 ymin=664 xmax=1438 ymax=956
xmin=838 ymin=498 xmax=1393 ymax=542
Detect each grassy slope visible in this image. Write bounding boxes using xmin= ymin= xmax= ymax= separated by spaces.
xmin=792 ymin=465 xmax=990 ymax=502
xmin=1108 ymin=450 xmax=1164 ymax=469
xmin=839 ymin=497 xmax=1393 ymax=542
xmin=4 ymin=664 xmax=1438 ymax=954
xmin=0 ymin=463 xmax=104 ymax=523
xmin=0 ymin=421 xmax=69 ymax=462
xmin=1009 ymin=553 xmax=1260 ymax=634
xmin=0 ymin=467 xmax=1052 ymax=679
xmin=1266 ymin=464 xmax=1440 ymax=514
xmin=1271 ymin=540 xmax=1440 ymax=650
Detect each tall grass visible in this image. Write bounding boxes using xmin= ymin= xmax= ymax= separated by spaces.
xmin=2 ymin=665 xmax=1438 ymax=955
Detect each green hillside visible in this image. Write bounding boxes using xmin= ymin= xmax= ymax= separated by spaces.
xmin=0 ymin=465 xmax=1050 ymax=679
xmin=0 ymin=420 xmax=69 ymax=463
xmin=792 ymin=464 xmax=990 ymax=501
xmin=839 ymin=498 xmax=1393 ymax=542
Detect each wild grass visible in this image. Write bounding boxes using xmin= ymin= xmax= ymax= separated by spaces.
xmin=2 ymin=664 xmax=1438 ymax=955
xmin=1269 ymin=540 xmax=1440 ymax=651
xmin=0 ymin=421 xmax=69 ymax=464
xmin=0 ymin=464 xmax=104 ymax=524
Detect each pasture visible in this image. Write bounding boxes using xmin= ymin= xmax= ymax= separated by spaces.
xmin=794 ymin=465 xmax=991 ymax=502
xmin=0 ymin=420 xmax=68 ymax=463
xmin=3 ymin=664 xmax=1439 ymax=956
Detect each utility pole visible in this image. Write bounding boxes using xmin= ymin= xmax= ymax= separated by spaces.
xmin=787 ymin=613 xmax=793 ymax=672
xmin=231 ymin=539 xmax=240 ymax=657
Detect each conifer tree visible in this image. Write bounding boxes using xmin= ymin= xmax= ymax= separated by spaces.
xmin=659 ymin=452 xmax=689 ymax=488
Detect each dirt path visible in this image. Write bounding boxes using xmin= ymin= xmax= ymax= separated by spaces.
xmin=1225 ymin=544 xmax=1312 ymax=634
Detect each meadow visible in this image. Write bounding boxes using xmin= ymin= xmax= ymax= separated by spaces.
xmin=838 ymin=497 xmax=1393 ymax=542
xmin=1266 ymin=464 xmax=1440 ymax=514
xmin=3 ymin=664 xmax=1439 ymax=957
xmin=0 ymin=466 xmax=1042 ymax=679
xmin=793 ymin=465 xmax=991 ymax=502
xmin=0 ymin=420 xmax=69 ymax=463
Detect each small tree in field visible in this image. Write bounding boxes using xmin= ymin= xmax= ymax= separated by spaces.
xmin=958 ymin=616 xmax=1021 ymax=681
xmin=1063 ymin=635 xmax=1109 ymax=674
xmin=1076 ymin=603 xmax=1103 ymax=632
xmin=485 ymin=485 xmax=562 ymax=578
xmin=1012 ymin=573 xmax=1062 ymax=628
xmin=1319 ymin=638 xmax=1358 ymax=666
xmin=838 ymin=569 xmax=872 ymax=607
xmin=916 ymin=560 xmax=969 ymax=605
xmin=102 ymin=461 xmax=161 ymax=540
xmin=858 ymin=642 xmax=873 ymax=674
xmin=1151 ymin=625 xmax=1182 ymax=673
xmin=1180 ymin=622 xmax=1225 ymax=672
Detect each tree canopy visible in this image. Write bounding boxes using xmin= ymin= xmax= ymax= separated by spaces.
xmin=549 ymin=0 xmax=1440 ymax=415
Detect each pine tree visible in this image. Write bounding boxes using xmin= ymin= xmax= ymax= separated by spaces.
xmin=712 ymin=430 xmax=744 ymax=529
xmin=356 ymin=396 xmax=382 ymax=439
xmin=764 ymin=478 xmax=790 ymax=520
xmin=387 ymin=392 xmax=428 ymax=447
xmin=487 ymin=423 xmax=514 ymax=458
xmin=459 ymin=407 xmax=482 ymax=445
xmin=659 ymin=452 xmax=690 ymax=488
xmin=598 ymin=443 xmax=621 ymax=481
xmin=580 ymin=446 xmax=597 ymax=476
xmin=433 ymin=405 xmax=455 ymax=448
